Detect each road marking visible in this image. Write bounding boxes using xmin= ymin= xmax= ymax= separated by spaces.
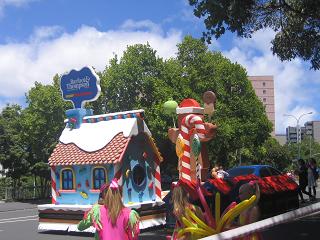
xmin=0 ymin=208 xmax=37 ymax=214
xmin=0 ymin=218 xmax=38 ymax=224
xmin=0 ymin=215 xmax=38 ymax=221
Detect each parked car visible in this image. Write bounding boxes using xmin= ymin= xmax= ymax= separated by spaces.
xmin=226 ymin=165 xmax=283 ymax=178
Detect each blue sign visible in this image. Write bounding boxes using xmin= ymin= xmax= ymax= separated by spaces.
xmin=60 ymin=66 xmax=101 ymax=108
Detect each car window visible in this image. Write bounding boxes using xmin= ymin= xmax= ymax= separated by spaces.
xmin=227 ymin=167 xmax=255 ymax=177
xmin=268 ymin=167 xmax=281 ymax=176
xmin=259 ymin=167 xmax=271 ymax=177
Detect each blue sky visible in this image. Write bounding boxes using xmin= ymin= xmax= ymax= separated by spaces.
xmin=0 ymin=0 xmax=319 ymax=134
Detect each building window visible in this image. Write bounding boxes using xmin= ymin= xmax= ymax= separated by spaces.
xmin=263 ymin=98 xmax=266 ymax=102
xmin=263 ymin=90 xmax=266 ymax=94
xmin=61 ymin=168 xmax=75 ymax=190
xmin=263 ymin=82 xmax=266 ymax=87
xmin=93 ymin=167 xmax=107 ymax=189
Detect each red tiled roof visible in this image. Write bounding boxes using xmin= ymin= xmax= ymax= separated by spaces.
xmin=48 ymin=133 xmax=129 ymax=166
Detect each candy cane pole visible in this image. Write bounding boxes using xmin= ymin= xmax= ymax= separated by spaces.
xmin=51 ymin=166 xmax=57 ymax=204
xmin=114 ymin=163 xmax=123 ymax=186
xmin=154 ymin=156 xmax=162 ymax=201
xmin=180 ymin=114 xmax=206 ymax=181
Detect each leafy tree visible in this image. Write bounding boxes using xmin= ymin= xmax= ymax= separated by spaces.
xmin=172 ymin=36 xmax=272 ymax=168
xmin=256 ymin=138 xmax=291 ymax=171
xmin=22 ymin=78 xmax=71 ymax=195
xmin=286 ymin=137 xmax=320 ymax=163
xmin=102 ymin=43 xmax=174 ymax=141
xmin=0 ymin=104 xmax=29 ymax=187
xmin=189 ymin=0 xmax=320 ymax=70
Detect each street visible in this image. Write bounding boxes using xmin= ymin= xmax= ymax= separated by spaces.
xmin=0 ymin=201 xmax=170 ymax=240
xmin=0 ymin=188 xmax=319 ymax=240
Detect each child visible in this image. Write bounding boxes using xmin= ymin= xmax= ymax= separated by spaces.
xmin=77 ymin=179 xmax=140 ymax=240
xmin=171 ymin=182 xmax=204 ymax=240
xmin=238 ymin=181 xmax=261 ymax=240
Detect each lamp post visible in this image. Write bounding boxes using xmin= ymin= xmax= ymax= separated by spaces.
xmin=284 ymin=112 xmax=313 ymax=159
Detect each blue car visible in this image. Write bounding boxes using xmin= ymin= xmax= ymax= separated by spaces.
xmin=227 ymin=165 xmax=283 ymax=178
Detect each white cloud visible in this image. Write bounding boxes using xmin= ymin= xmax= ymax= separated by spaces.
xmin=0 ymin=0 xmax=36 ymax=16
xmin=0 ymin=22 xmax=181 ymax=107
xmin=120 ymin=19 xmax=163 ymax=34
xmin=223 ymin=28 xmax=320 ymax=134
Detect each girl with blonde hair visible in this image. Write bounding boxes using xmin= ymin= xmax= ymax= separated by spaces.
xmin=238 ymin=181 xmax=261 ymax=240
xmin=171 ymin=182 xmax=204 ymax=240
xmin=78 ymin=179 xmax=140 ymax=240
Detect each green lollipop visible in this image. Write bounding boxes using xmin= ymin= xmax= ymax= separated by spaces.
xmin=163 ymin=99 xmax=178 ymax=127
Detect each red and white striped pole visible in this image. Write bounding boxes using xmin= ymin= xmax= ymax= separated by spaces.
xmin=114 ymin=163 xmax=123 ymax=186
xmin=51 ymin=166 xmax=57 ymax=204
xmin=180 ymin=114 xmax=206 ymax=181
xmin=154 ymin=155 xmax=162 ymax=201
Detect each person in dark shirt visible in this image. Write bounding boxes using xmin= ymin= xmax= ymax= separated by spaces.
xmin=296 ymin=159 xmax=313 ymax=203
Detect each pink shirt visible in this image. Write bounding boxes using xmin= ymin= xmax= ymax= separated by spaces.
xmin=98 ymin=206 xmax=131 ymax=240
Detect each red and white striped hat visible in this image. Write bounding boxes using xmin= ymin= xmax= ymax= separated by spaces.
xmin=176 ymin=98 xmax=204 ymax=114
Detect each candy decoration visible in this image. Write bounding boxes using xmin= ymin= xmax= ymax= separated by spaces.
xmin=175 ymin=134 xmax=185 ymax=159
xmin=163 ymin=99 xmax=178 ymax=127
xmin=80 ymin=191 xmax=89 ymax=199
xmin=51 ymin=166 xmax=57 ymax=204
xmin=191 ymin=134 xmax=201 ymax=159
xmin=163 ymin=100 xmax=178 ymax=114
xmin=77 ymin=183 xmax=81 ymax=189
xmin=217 ymin=195 xmax=256 ymax=232
xmin=221 ymin=201 xmax=237 ymax=218
xmin=177 ymin=193 xmax=257 ymax=239
xmin=196 ymin=181 xmax=215 ymax=228
xmin=114 ymin=163 xmax=123 ymax=186
xmin=203 ymin=91 xmax=216 ymax=120
xmin=180 ymin=114 xmax=206 ymax=181
xmin=153 ymin=155 xmax=162 ymax=201
xmin=126 ymin=169 xmax=131 ymax=178
xmin=215 ymin=192 xmax=221 ymax=225
xmin=142 ymin=152 xmax=148 ymax=159
xmin=148 ymin=182 xmax=154 ymax=189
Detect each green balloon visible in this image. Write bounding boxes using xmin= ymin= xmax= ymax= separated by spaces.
xmin=163 ymin=100 xmax=178 ymax=115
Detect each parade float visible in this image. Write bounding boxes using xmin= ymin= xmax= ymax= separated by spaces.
xmin=38 ymin=67 xmax=166 ymax=232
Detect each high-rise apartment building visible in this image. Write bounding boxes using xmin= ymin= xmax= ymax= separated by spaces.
xmin=304 ymin=121 xmax=320 ymax=142
xmin=248 ymin=76 xmax=275 ymax=135
xmin=286 ymin=121 xmax=320 ymax=144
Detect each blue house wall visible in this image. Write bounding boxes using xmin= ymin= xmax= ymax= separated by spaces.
xmin=55 ymin=164 xmax=114 ymax=205
xmin=121 ymin=133 xmax=156 ymax=204
xmin=54 ymin=133 xmax=157 ymax=205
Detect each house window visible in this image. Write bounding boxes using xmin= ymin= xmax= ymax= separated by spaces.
xmin=263 ymin=90 xmax=266 ymax=94
xmin=262 ymin=82 xmax=266 ymax=87
xmin=263 ymin=98 xmax=267 ymax=103
xmin=61 ymin=168 xmax=75 ymax=190
xmin=93 ymin=167 xmax=107 ymax=189
xmin=132 ymin=165 xmax=146 ymax=186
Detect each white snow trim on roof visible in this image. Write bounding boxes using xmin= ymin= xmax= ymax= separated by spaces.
xmin=59 ymin=118 xmax=151 ymax=152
